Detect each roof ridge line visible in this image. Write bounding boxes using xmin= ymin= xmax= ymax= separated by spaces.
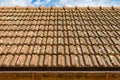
xmin=0 ymin=6 xmax=119 ymax=10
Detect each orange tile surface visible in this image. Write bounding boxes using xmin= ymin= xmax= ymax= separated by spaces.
xmin=0 ymin=6 xmax=119 ymax=68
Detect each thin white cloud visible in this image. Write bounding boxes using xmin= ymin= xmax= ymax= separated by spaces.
xmin=0 ymin=0 xmax=119 ymax=7
xmin=57 ymin=0 xmax=120 ymax=6
xmin=0 ymin=0 xmax=31 ymax=6
xmin=31 ymin=0 xmax=51 ymax=6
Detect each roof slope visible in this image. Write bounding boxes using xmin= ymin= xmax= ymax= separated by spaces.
xmin=0 ymin=6 xmax=120 ymax=71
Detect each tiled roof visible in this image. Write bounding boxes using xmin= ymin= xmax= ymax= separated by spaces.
xmin=0 ymin=6 xmax=120 ymax=69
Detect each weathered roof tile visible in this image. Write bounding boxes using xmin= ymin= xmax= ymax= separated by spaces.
xmin=0 ymin=7 xmax=119 ymax=70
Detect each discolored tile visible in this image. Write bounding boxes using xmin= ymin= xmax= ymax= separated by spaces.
xmin=20 ymin=45 xmax=29 ymax=54
xmin=46 ymin=45 xmax=52 ymax=54
xmin=16 ymin=55 xmax=26 ymax=66
xmin=8 ymin=45 xmax=17 ymax=54
xmin=33 ymin=45 xmax=41 ymax=54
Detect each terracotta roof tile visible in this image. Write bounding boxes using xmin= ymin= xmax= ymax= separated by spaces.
xmin=58 ymin=55 xmax=65 ymax=66
xmin=8 ymin=45 xmax=17 ymax=54
xmin=0 ymin=7 xmax=119 ymax=70
xmin=10 ymin=55 xmax=19 ymax=66
xmin=20 ymin=45 xmax=29 ymax=54
xmin=30 ymin=55 xmax=39 ymax=66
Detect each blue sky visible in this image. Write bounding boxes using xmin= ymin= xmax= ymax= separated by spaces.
xmin=0 ymin=0 xmax=120 ymax=7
